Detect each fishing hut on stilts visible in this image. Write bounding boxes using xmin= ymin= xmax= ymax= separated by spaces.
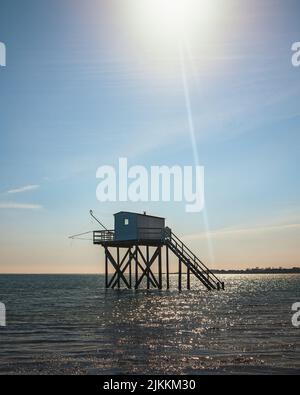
xmin=74 ymin=211 xmax=224 ymax=291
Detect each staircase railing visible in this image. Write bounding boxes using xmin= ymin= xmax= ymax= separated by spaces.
xmin=166 ymin=231 xmax=223 ymax=288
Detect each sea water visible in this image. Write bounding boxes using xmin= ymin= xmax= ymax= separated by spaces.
xmin=0 ymin=274 xmax=299 ymax=374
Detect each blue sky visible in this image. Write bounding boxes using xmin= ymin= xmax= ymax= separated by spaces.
xmin=0 ymin=0 xmax=299 ymax=272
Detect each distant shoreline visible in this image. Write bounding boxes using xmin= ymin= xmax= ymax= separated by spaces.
xmin=212 ymin=268 xmax=300 ymax=274
xmin=0 ymin=268 xmax=299 ymax=275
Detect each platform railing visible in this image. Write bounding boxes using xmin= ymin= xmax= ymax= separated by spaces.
xmin=93 ymin=230 xmax=115 ymax=243
xmin=93 ymin=228 xmax=167 ymax=243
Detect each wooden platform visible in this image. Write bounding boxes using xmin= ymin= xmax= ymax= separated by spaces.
xmin=93 ymin=229 xmax=224 ymax=291
xmin=94 ymin=239 xmax=165 ymax=248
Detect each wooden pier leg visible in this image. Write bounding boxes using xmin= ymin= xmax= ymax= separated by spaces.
xmin=178 ymin=258 xmax=182 ymax=291
xmin=187 ymin=264 xmax=190 ymax=290
xmin=166 ymin=245 xmax=170 ymax=290
xmin=146 ymin=246 xmax=150 ymax=290
xmin=158 ymin=246 xmax=162 ymax=289
xmin=129 ymin=247 xmax=132 ymax=289
xmin=105 ymin=247 xmax=108 ymax=288
xmin=135 ymin=246 xmax=138 ymax=289
xmin=117 ymin=247 xmax=120 ymax=289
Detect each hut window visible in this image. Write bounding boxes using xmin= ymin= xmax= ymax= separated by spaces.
xmin=124 ymin=218 xmax=129 ymax=225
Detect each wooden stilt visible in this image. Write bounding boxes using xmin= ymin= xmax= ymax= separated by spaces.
xmin=135 ymin=246 xmax=138 ymax=289
xmin=105 ymin=247 xmax=108 ymax=288
xmin=128 ymin=247 xmax=132 ymax=289
xmin=187 ymin=263 xmax=190 ymax=290
xmin=166 ymin=245 xmax=170 ymax=289
xmin=117 ymin=247 xmax=120 ymax=289
xmin=178 ymin=258 xmax=182 ymax=291
xmin=146 ymin=246 xmax=150 ymax=289
xmin=158 ymin=246 xmax=162 ymax=289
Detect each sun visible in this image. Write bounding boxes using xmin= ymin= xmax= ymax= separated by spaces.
xmin=147 ymin=0 xmax=191 ymax=36
xmin=128 ymin=0 xmax=220 ymax=45
xmin=120 ymin=0 xmax=223 ymax=78
xmin=148 ymin=0 xmax=217 ymax=35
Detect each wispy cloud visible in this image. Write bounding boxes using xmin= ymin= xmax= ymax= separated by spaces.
xmin=0 ymin=202 xmax=42 ymax=210
xmin=182 ymin=223 xmax=300 ymax=241
xmin=6 ymin=185 xmax=40 ymax=194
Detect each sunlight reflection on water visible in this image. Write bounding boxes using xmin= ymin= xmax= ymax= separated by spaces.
xmin=0 ymin=274 xmax=299 ymax=374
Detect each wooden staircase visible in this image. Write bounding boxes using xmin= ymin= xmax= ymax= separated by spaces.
xmin=165 ymin=231 xmax=224 ymax=291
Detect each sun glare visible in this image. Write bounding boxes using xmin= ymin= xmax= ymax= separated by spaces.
xmin=151 ymin=0 xmax=216 ymax=34
xmin=129 ymin=0 xmax=220 ymax=45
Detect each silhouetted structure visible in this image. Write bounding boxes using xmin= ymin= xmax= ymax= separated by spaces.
xmin=93 ymin=211 xmax=224 ymax=291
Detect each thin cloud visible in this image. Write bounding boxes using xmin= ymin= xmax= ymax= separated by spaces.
xmin=182 ymin=223 xmax=300 ymax=241
xmin=6 ymin=185 xmax=40 ymax=194
xmin=0 ymin=202 xmax=42 ymax=210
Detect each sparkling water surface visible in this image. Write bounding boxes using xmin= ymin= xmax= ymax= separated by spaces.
xmin=0 ymin=274 xmax=299 ymax=375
